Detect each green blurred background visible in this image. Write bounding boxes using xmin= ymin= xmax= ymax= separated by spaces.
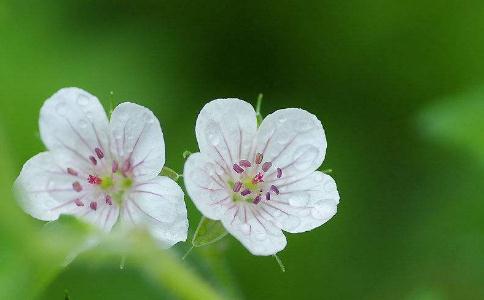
xmin=1 ymin=1 xmax=483 ymax=299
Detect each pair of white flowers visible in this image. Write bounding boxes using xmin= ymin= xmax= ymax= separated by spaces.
xmin=15 ymin=88 xmax=340 ymax=256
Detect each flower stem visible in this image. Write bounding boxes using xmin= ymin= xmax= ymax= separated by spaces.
xmin=256 ymin=93 xmax=263 ymax=126
xmin=273 ymin=254 xmax=286 ymax=272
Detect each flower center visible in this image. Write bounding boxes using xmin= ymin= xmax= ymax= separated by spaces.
xmin=66 ymin=146 xmax=134 ymax=210
xmin=230 ymin=152 xmax=283 ymax=204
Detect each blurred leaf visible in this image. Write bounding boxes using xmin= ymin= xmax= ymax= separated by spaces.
xmin=418 ymin=88 xmax=484 ymax=162
xmin=192 ymin=217 xmax=228 ymax=248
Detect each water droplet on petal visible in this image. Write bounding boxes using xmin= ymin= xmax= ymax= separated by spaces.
xmin=255 ymin=231 xmax=267 ymax=241
xmin=206 ymin=123 xmax=221 ymax=146
xmin=293 ymin=145 xmax=319 ymax=171
xmin=324 ymin=180 xmax=337 ymax=192
xmin=297 ymin=208 xmax=311 ymax=217
xmin=288 ymin=192 xmax=310 ymax=207
xmin=281 ymin=215 xmax=300 ymax=231
xmin=314 ymin=172 xmax=324 ymax=182
xmin=77 ymin=95 xmax=89 ymax=106
xmin=56 ymin=103 xmax=67 ymax=116
xmin=78 ymin=119 xmax=88 ymax=129
xmin=311 ymin=202 xmax=336 ymax=220
xmin=240 ymin=223 xmax=251 ymax=235
xmin=277 ymin=133 xmax=291 ymax=145
xmin=86 ymin=112 xmax=94 ymax=120
xmin=296 ymin=118 xmax=313 ymax=132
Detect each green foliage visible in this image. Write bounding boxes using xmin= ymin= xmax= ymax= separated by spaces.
xmin=191 ymin=217 xmax=228 ymax=248
xmin=418 ymin=88 xmax=484 ymax=163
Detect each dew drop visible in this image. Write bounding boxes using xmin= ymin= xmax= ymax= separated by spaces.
xmin=297 ymin=208 xmax=311 ymax=217
xmin=311 ymin=202 xmax=336 ymax=220
xmin=56 ymin=103 xmax=67 ymax=116
xmin=255 ymin=231 xmax=267 ymax=241
xmin=281 ymin=215 xmax=300 ymax=231
xmin=47 ymin=180 xmax=56 ymax=189
xmin=324 ymin=179 xmax=337 ymax=192
xmin=240 ymin=223 xmax=251 ymax=235
xmin=205 ymin=123 xmax=221 ymax=146
xmin=293 ymin=145 xmax=319 ymax=171
xmin=77 ymin=94 xmax=89 ymax=106
xmin=189 ymin=169 xmax=211 ymax=186
xmin=288 ymin=192 xmax=310 ymax=207
xmin=271 ymin=209 xmax=282 ymax=217
xmin=314 ymin=172 xmax=324 ymax=182
xmin=296 ymin=118 xmax=313 ymax=132
xmin=277 ymin=133 xmax=291 ymax=145
xmin=86 ymin=112 xmax=94 ymax=120
xmin=78 ymin=119 xmax=88 ymax=129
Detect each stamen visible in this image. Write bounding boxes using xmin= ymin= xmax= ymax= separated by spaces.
xmin=241 ymin=189 xmax=251 ymax=196
xmin=89 ymin=156 xmax=97 ymax=165
xmin=255 ymin=153 xmax=263 ymax=164
xmin=277 ymin=168 xmax=282 ymax=178
xmin=74 ymin=199 xmax=84 ymax=206
xmin=105 ymin=195 xmax=113 ymax=205
xmin=233 ymin=181 xmax=242 ymax=192
xmin=270 ymin=185 xmax=280 ymax=195
xmin=72 ymin=181 xmax=83 ymax=192
xmin=233 ymin=164 xmax=244 ymax=174
xmin=266 ymin=192 xmax=271 ymax=200
xmin=122 ymin=160 xmax=131 ymax=173
xmin=239 ymin=160 xmax=251 ymax=168
xmin=90 ymin=201 xmax=98 ymax=211
xmin=112 ymin=160 xmax=119 ymax=173
xmin=262 ymin=162 xmax=272 ymax=172
xmin=95 ymin=147 xmax=104 ymax=159
xmin=67 ymin=168 xmax=78 ymax=176
xmin=253 ymin=195 xmax=261 ymax=204
xmin=88 ymin=175 xmax=102 ymax=185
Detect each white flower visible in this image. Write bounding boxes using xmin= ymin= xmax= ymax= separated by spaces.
xmin=184 ymin=99 xmax=339 ymax=255
xmin=15 ymin=87 xmax=188 ymax=248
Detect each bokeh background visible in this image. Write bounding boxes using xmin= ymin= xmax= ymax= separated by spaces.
xmin=1 ymin=1 xmax=484 ymax=299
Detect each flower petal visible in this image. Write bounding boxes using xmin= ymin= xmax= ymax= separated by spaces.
xmin=40 ymin=88 xmax=110 ymax=163
xmin=183 ymin=152 xmax=232 ymax=220
xmin=109 ymin=102 xmax=165 ymax=181
xmin=15 ymin=151 xmax=86 ymax=220
xmin=256 ymin=108 xmax=327 ymax=182
xmin=123 ymin=176 xmax=188 ymax=248
xmin=15 ymin=151 xmax=120 ymax=232
xmin=221 ymin=204 xmax=287 ymax=256
xmin=196 ymin=99 xmax=257 ymax=173
xmin=263 ymin=171 xmax=339 ymax=233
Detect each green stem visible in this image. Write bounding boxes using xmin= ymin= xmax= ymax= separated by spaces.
xmin=256 ymin=93 xmax=263 ymax=126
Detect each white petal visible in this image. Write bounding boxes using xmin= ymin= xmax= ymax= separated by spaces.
xmin=109 ymin=102 xmax=165 ymax=181
xmin=40 ymin=88 xmax=110 ymax=163
xmin=256 ymin=108 xmax=327 ymax=182
xmin=15 ymin=151 xmax=120 ymax=232
xmin=221 ymin=204 xmax=287 ymax=256
xmin=123 ymin=176 xmax=188 ymax=248
xmin=183 ymin=152 xmax=232 ymax=220
xmin=196 ymin=99 xmax=257 ymax=172
xmin=74 ymin=204 xmax=120 ymax=233
xmin=263 ymin=171 xmax=339 ymax=233
xmin=15 ymin=151 xmax=86 ymax=220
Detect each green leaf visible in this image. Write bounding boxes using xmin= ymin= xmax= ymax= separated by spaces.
xmin=192 ymin=217 xmax=228 ymax=247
